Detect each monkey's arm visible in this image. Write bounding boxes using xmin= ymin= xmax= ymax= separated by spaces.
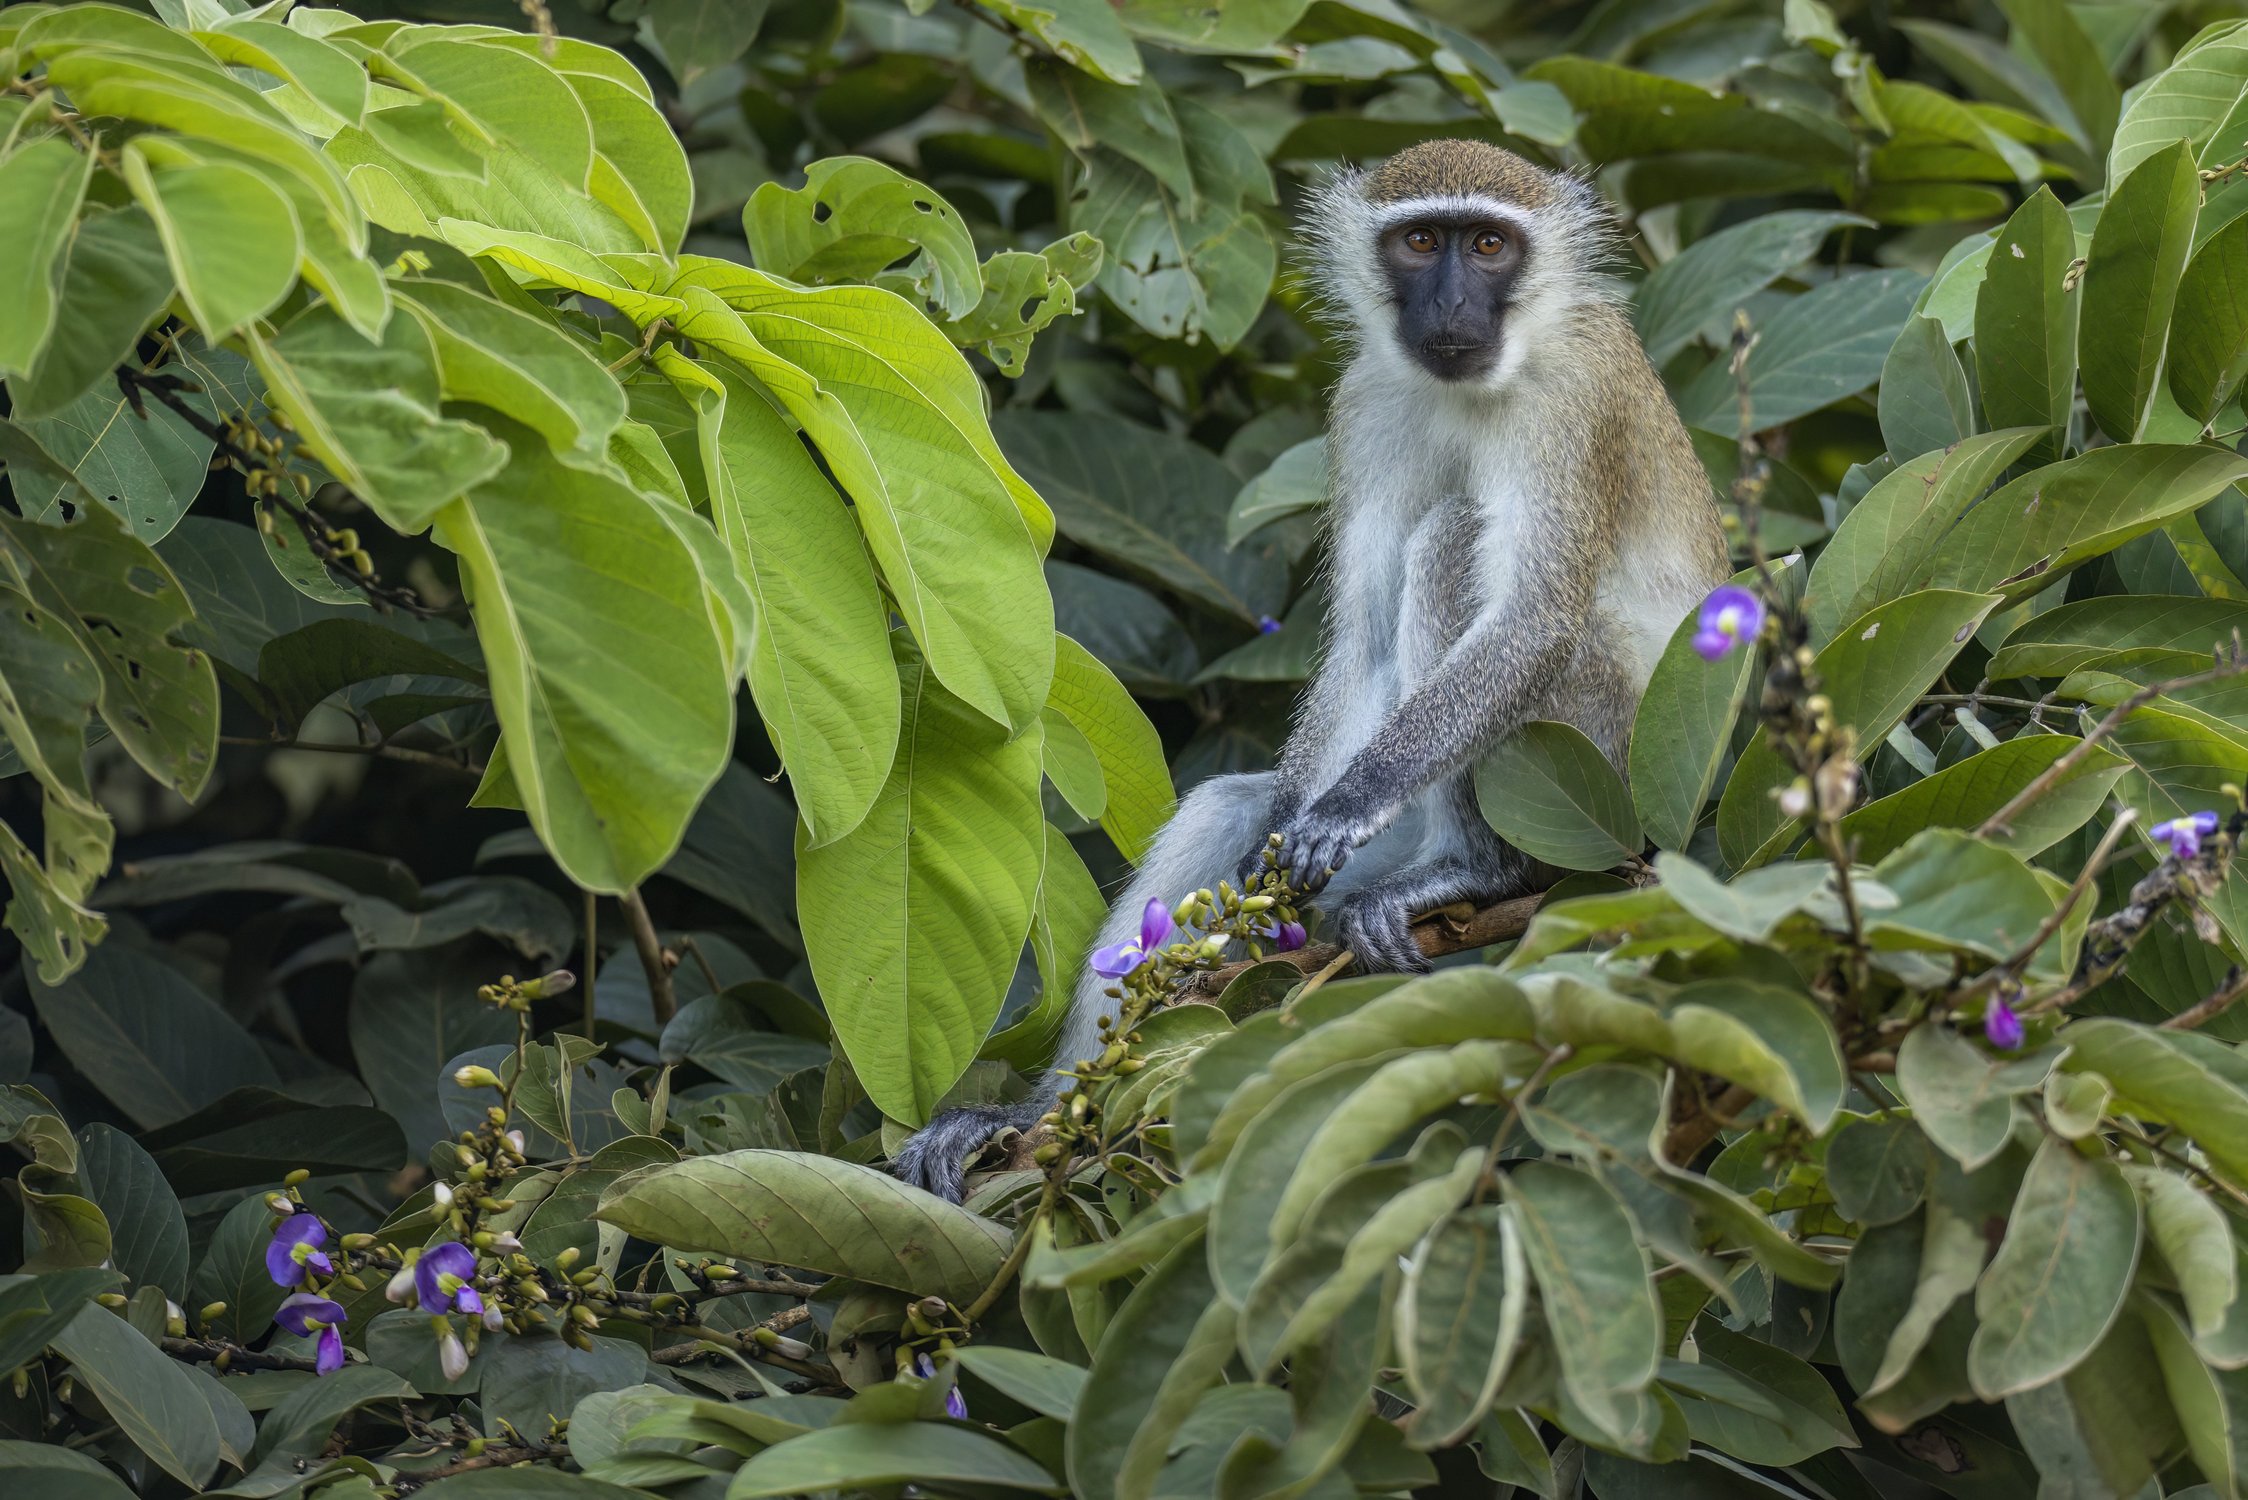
xmin=1272 ymin=565 xmax=1591 ymax=892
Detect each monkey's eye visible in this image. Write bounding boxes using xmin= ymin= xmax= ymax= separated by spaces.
xmin=1470 ymin=230 xmax=1508 ymax=256
xmin=1402 ymin=227 xmax=1438 ymax=253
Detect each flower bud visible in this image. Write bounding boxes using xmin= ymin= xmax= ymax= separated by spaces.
xmin=96 ymin=1293 xmax=126 ymax=1311
xmin=1240 ymin=895 xmax=1275 ymax=914
xmin=386 ymin=1266 xmax=417 ymax=1304
xmin=341 ymin=1233 xmax=375 ymax=1251
xmin=503 ymin=1130 xmax=526 ymax=1156
xmin=483 ymin=1304 xmax=504 ymax=1331
xmin=706 ymin=1264 xmax=741 ymax=1281
xmin=437 ymin=1330 xmax=470 ymax=1382
xmin=453 ymin=1065 xmax=502 ymax=1090
xmin=199 ymin=1302 xmax=227 ymax=1326
xmin=554 ymin=1247 xmax=580 ymax=1272
xmin=283 ymin=1169 xmax=311 ymax=1187
xmin=1777 ymin=780 xmax=1812 ymax=819
xmin=165 ymin=1302 xmax=186 ymax=1338
xmin=431 ymin=1182 xmax=454 ymax=1210
xmin=569 ymin=1305 xmax=600 ymax=1328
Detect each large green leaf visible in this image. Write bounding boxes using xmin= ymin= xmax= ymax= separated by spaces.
xmin=1676 ymin=268 xmax=1926 ymax=431
xmin=732 ymin=1422 xmax=1061 ymax=1497
xmin=1474 ymin=720 xmax=1640 ymax=872
xmin=397 ymin=279 xmax=624 ymax=462
xmin=1991 ymin=596 xmax=2248 ymax=680
xmin=1073 ymin=149 xmax=1276 ymax=352
xmin=1047 ymin=635 xmax=1174 ymax=864
xmin=1891 ymin=444 xmax=2248 ymax=609
xmin=0 ymin=1268 xmax=118 ymax=1375
xmin=2081 ymin=141 xmax=2200 ymax=442
xmin=795 ymin=645 xmax=1043 ymax=1122
xmin=9 ymin=206 xmax=174 ymax=420
xmin=121 ymin=147 xmax=300 ymax=342
xmin=1970 ymin=1138 xmax=2141 ymax=1399
xmin=1400 ymin=1203 xmax=1527 ymax=1448
xmin=1633 ymin=210 xmax=1868 ymax=365
xmin=1878 ymin=315 xmax=1976 ymax=464
xmin=662 ymin=265 xmax=1055 ymax=734
xmin=0 ymin=505 xmax=218 ymax=805
xmin=1669 ymin=981 xmax=1847 ymax=1132
xmin=1805 ymin=427 xmax=2041 ymax=646
xmin=49 ymin=1301 xmax=221 ymax=1488
xmin=2109 ymin=21 xmax=2248 ymax=182
xmin=1867 ymin=829 xmax=2064 ymax=970
xmin=72 ymin=1125 xmax=187 ymax=1302
xmin=1629 ymin=559 xmax=1796 ymax=851
xmin=0 ymin=136 xmax=93 ymax=380
xmin=661 ymin=354 xmax=897 ymax=846
xmin=1974 ymin=187 xmax=2078 ymax=463
xmin=27 ymin=944 xmax=276 ymax=1129
xmin=436 ymin=428 xmax=734 ymax=893
xmin=1068 ymin=1233 xmax=1230 ymax=1500
xmin=745 ymin=156 xmax=982 ymax=320
xmin=995 ymin=408 xmax=1290 ymax=625
xmin=2169 ymin=210 xmax=2248 ymax=423
xmin=1832 ymin=734 xmax=2127 ymax=862
xmin=2064 ymin=1021 xmax=2248 ymax=1184
xmin=1504 ymin=1160 xmax=1660 ymax=1442
xmin=1718 ymin=589 xmax=1997 ymax=869
xmin=595 ymin=1148 xmax=1010 ymax=1303
xmin=9 ymin=381 xmax=214 ymax=542
xmin=248 ymin=304 xmax=509 ymax=535
xmin=1992 ymin=0 xmax=2120 ymax=166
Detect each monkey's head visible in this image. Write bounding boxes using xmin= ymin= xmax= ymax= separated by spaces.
xmin=1308 ymin=140 xmax=1618 ymax=387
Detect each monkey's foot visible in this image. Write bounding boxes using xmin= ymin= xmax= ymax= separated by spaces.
xmin=892 ymin=1100 xmax=1044 ymax=1203
xmin=1336 ymin=892 xmax=1434 ymax=975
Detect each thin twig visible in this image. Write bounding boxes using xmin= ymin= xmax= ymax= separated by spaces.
xmin=582 ymin=890 xmax=599 ymax=1041
xmin=161 ymin=1336 xmax=333 ymax=1372
xmin=1977 ymin=653 xmax=2248 ymax=838
xmin=218 ymin=733 xmax=481 ymax=776
xmin=2163 ymin=966 xmax=2248 ymax=1032
xmin=115 ymin=364 xmax=430 ymax=617
xmin=1661 ymin=1082 xmax=1758 ymax=1167
xmin=618 ymin=887 xmax=678 ymax=1026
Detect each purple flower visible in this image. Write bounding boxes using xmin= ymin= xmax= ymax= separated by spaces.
xmin=1984 ymin=996 xmax=2024 ymax=1051
xmin=2152 ymin=810 xmax=2221 ymax=861
xmin=1690 ymin=584 xmax=1765 ymax=661
xmin=274 ymin=1292 xmax=347 ymax=1375
xmin=1256 ymin=916 xmax=1308 ymax=952
xmin=916 ymin=1353 xmax=969 ymax=1420
xmin=1257 ymin=615 xmax=1282 ymax=635
xmin=415 ymin=1242 xmax=482 ymax=1315
xmin=265 ymin=1214 xmax=332 ymax=1288
xmin=1091 ymin=898 xmax=1174 ymax=978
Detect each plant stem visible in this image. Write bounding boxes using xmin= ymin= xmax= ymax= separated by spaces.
xmin=619 ymin=887 xmax=678 ymax=1026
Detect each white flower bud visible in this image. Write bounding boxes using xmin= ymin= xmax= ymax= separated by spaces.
xmin=486 ymin=1231 xmax=521 ymax=1254
xmin=431 ymin=1182 xmax=454 ymax=1210
xmin=502 ymin=1130 xmax=525 ymax=1155
xmin=437 ymin=1330 xmax=470 ymax=1382
xmin=482 ymin=1304 xmax=504 ymax=1331
xmin=386 ymin=1266 xmax=417 ymax=1305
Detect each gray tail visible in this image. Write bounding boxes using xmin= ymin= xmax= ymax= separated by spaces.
xmin=891 ymin=1101 xmax=1048 ymax=1203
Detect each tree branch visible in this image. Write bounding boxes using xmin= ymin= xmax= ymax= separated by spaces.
xmin=618 ymin=887 xmax=679 ymax=1026
xmin=1176 ymin=893 xmax=1542 ymax=1005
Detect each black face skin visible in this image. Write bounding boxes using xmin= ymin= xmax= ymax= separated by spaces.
xmin=1379 ymin=214 xmax=1527 ymax=382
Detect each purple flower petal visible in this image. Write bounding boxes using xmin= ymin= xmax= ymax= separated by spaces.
xmin=315 ymin=1324 xmax=345 ymax=1375
xmin=1257 ymin=615 xmax=1282 ymax=635
xmin=1089 ymin=940 xmax=1142 ymax=978
xmin=265 ymin=1214 xmax=327 ymax=1288
xmin=456 ymin=1286 xmax=484 ymax=1316
xmin=274 ymin=1292 xmax=346 ymax=1339
xmin=1275 ymin=921 xmax=1307 ymax=952
xmin=1691 ymin=584 xmax=1764 ymax=661
xmin=1984 ymin=998 xmax=2024 ymax=1051
xmin=1138 ymin=897 xmax=1173 ymax=954
xmin=416 ymin=1242 xmax=478 ymax=1314
xmin=946 ymin=1386 xmax=969 ymax=1421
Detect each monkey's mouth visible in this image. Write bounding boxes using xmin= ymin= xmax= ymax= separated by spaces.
xmin=1413 ymin=338 xmax=1498 ymax=379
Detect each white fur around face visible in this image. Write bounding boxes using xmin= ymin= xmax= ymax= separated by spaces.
xmin=1301 ymin=170 xmax=1624 ymax=398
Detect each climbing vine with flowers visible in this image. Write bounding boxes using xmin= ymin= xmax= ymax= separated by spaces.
xmin=9 ymin=0 xmax=2248 ymax=1497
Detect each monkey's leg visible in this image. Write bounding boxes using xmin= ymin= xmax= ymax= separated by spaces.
xmin=1331 ymin=778 xmax=1538 ymax=973
xmin=893 ymin=772 xmax=1275 ymax=1201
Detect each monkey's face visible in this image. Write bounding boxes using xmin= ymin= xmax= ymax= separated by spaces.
xmin=1378 ymin=215 xmax=1527 ymax=383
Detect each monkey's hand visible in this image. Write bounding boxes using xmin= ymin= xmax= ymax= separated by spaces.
xmin=1336 ymin=889 xmax=1433 ymax=975
xmin=1266 ymin=796 xmax=1381 ymax=898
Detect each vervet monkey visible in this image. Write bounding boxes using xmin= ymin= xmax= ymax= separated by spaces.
xmin=896 ymin=140 xmax=1729 ymax=1201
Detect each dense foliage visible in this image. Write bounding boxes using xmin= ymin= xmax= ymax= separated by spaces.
xmin=6 ymin=0 xmax=2248 ymax=1496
